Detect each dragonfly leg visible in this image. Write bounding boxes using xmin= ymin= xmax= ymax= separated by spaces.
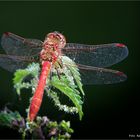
xmin=49 ymin=70 xmax=53 ymax=81
xmin=55 ymin=58 xmax=63 ymax=69
xmin=56 ymin=68 xmax=61 ymax=80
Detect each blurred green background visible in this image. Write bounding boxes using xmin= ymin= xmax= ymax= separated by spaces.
xmin=0 ymin=1 xmax=140 ymax=139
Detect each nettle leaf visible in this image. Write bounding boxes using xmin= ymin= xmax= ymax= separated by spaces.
xmin=13 ymin=63 xmax=40 ymax=95
xmin=0 ymin=107 xmax=23 ymax=128
xmin=46 ymin=90 xmax=79 ymax=114
xmin=59 ymin=120 xmax=74 ymax=133
xmin=51 ymin=76 xmax=83 ymax=120
xmin=62 ymin=56 xmax=85 ymax=95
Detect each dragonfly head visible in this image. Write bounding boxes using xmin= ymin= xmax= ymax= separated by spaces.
xmin=44 ymin=31 xmax=66 ymax=48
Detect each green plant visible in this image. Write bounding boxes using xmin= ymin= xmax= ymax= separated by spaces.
xmin=13 ymin=56 xmax=84 ymax=120
xmin=0 ymin=56 xmax=84 ymax=139
xmin=0 ymin=107 xmax=74 ymax=139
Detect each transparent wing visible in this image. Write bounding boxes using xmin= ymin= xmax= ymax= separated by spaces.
xmin=1 ymin=32 xmax=42 ymax=56
xmin=77 ymin=64 xmax=127 ymax=85
xmin=0 ymin=54 xmax=36 ymax=72
xmin=63 ymin=43 xmax=128 ymax=67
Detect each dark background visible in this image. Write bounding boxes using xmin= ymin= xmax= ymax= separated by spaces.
xmin=0 ymin=1 xmax=140 ymax=139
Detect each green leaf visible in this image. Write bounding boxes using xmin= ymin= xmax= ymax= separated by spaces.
xmin=62 ymin=56 xmax=85 ymax=95
xmin=51 ymin=76 xmax=83 ymax=120
xmin=47 ymin=90 xmax=79 ymax=114
xmin=13 ymin=63 xmax=40 ymax=84
xmin=0 ymin=108 xmax=23 ymax=128
xmin=59 ymin=120 xmax=74 ymax=133
xmin=13 ymin=63 xmax=40 ymax=95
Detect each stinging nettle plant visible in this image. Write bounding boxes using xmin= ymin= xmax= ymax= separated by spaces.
xmin=13 ymin=56 xmax=84 ymax=120
xmin=0 ymin=56 xmax=84 ymax=139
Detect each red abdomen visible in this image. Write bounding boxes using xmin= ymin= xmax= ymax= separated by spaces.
xmin=28 ymin=61 xmax=51 ymax=121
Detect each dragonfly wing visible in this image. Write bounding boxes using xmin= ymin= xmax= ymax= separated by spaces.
xmin=63 ymin=43 xmax=128 ymax=67
xmin=1 ymin=32 xmax=42 ymax=56
xmin=77 ymin=64 xmax=127 ymax=85
xmin=0 ymin=54 xmax=36 ymax=72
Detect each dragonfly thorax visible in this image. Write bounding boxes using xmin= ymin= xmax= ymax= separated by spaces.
xmin=40 ymin=46 xmax=59 ymax=63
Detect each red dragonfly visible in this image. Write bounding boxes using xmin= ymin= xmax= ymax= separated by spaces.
xmin=0 ymin=32 xmax=128 ymax=121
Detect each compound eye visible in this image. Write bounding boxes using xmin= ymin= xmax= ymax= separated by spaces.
xmin=46 ymin=32 xmax=56 ymax=40
xmin=48 ymin=33 xmax=55 ymax=39
xmin=54 ymin=33 xmax=62 ymax=40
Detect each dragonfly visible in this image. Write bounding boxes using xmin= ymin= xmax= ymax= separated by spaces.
xmin=0 ymin=32 xmax=128 ymax=121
